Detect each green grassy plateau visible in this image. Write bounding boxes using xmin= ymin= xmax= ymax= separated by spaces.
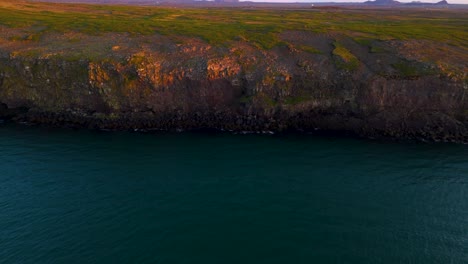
xmin=0 ymin=0 xmax=466 ymax=49
xmin=0 ymin=0 xmax=467 ymax=81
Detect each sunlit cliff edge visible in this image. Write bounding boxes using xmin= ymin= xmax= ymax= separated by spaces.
xmin=0 ymin=1 xmax=467 ymax=142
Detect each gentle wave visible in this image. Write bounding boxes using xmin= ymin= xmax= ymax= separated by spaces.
xmin=0 ymin=124 xmax=467 ymax=263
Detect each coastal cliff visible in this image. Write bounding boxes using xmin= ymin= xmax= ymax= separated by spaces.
xmin=1 ymin=35 xmax=466 ymax=142
xmin=0 ymin=2 xmax=467 ymax=142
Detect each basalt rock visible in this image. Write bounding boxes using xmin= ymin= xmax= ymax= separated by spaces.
xmin=0 ymin=38 xmax=467 ymax=143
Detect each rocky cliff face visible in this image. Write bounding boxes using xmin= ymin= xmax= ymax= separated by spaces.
xmin=0 ymin=33 xmax=467 ymax=142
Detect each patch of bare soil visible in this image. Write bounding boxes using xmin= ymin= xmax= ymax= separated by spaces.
xmin=390 ymin=40 xmax=467 ymax=76
xmin=0 ymin=28 xmax=179 ymax=61
xmin=280 ymin=31 xmax=334 ymax=55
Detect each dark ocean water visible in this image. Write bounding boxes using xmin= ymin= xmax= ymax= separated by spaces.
xmin=0 ymin=124 xmax=467 ymax=264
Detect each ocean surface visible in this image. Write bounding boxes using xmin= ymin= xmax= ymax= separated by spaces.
xmin=0 ymin=124 xmax=467 ymax=264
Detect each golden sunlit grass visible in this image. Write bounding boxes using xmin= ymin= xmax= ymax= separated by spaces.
xmin=0 ymin=0 xmax=467 ymax=50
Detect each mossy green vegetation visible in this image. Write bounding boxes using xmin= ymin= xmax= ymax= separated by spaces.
xmin=392 ymin=61 xmax=436 ymax=78
xmin=284 ymin=95 xmax=310 ymax=105
xmin=332 ymin=42 xmax=360 ymax=71
xmin=353 ymin=37 xmax=373 ymax=46
xmin=353 ymin=37 xmax=387 ymax=53
xmin=0 ymin=1 xmax=466 ymax=50
xmin=298 ymin=45 xmax=322 ymax=54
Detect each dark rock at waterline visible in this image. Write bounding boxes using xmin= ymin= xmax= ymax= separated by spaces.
xmin=0 ymin=103 xmax=29 ymax=120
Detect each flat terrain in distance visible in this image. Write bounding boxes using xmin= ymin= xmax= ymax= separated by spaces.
xmin=1 ymin=0 xmax=466 ymax=57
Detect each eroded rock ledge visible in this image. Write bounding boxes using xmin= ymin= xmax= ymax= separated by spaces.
xmin=0 ymin=36 xmax=467 ymax=142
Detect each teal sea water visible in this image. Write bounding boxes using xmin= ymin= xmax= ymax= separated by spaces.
xmin=0 ymin=124 xmax=467 ymax=264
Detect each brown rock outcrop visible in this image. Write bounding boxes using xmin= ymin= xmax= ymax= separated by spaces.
xmin=0 ymin=33 xmax=466 ymax=142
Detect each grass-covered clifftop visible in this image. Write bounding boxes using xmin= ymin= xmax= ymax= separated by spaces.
xmin=1 ymin=0 xmax=466 ymax=79
xmin=0 ymin=0 xmax=467 ymax=142
xmin=1 ymin=1 xmax=467 ymax=48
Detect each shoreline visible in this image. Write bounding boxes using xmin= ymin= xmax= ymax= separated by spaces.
xmin=1 ymin=108 xmax=467 ymax=143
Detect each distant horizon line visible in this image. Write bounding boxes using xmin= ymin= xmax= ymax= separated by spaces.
xmin=176 ymin=0 xmax=465 ymax=3
xmin=31 ymin=0 xmax=468 ymax=5
xmin=200 ymin=0 xmax=465 ymax=4
xmin=235 ymin=0 xmax=460 ymax=3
